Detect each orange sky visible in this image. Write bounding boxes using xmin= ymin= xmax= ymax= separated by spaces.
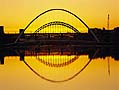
xmin=0 ymin=0 xmax=119 ymax=32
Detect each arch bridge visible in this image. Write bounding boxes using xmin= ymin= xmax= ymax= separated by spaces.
xmin=15 ymin=9 xmax=99 ymax=43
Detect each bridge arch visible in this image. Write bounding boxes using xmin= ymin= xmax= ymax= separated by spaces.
xmin=15 ymin=9 xmax=89 ymax=43
xmin=22 ymin=49 xmax=99 ymax=83
xmin=36 ymin=55 xmax=79 ymax=67
xmin=23 ymin=56 xmax=91 ymax=83
xmin=34 ymin=21 xmax=80 ymax=33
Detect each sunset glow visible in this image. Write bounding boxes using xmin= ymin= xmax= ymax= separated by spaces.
xmin=0 ymin=0 xmax=119 ymax=32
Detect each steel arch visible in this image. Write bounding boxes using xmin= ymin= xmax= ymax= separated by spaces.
xmin=34 ymin=21 xmax=80 ymax=33
xmin=22 ymin=49 xmax=99 ymax=83
xmin=15 ymin=9 xmax=89 ymax=43
xmin=36 ymin=55 xmax=79 ymax=67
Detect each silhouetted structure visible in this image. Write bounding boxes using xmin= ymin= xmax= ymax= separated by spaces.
xmin=0 ymin=45 xmax=119 ymax=65
xmin=0 ymin=26 xmax=119 ymax=46
xmin=0 ymin=25 xmax=119 ymax=65
xmin=0 ymin=9 xmax=118 ymax=82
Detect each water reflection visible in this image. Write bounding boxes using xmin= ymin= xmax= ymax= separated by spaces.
xmin=0 ymin=45 xmax=119 ymax=64
xmin=0 ymin=45 xmax=119 ymax=90
xmin=22 ymin=49 xmax=98 ymax=83
xmin=0 ymin=45 xmax=119 ymax=83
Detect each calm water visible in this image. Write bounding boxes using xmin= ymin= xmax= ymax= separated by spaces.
xmin=0 ymin=47 xmax=119 ymax=90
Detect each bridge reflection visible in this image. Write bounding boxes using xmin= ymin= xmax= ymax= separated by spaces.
xmin=0 ymin=45 xmax=119 ymax=64
xmin=20 ymin=47 xmax=99 ymax=83
xmin=0 ymin=45 xmax=119 ymax=82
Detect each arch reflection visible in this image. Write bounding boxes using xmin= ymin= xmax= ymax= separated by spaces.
xmin=21 ymin=48 xmax=99 ymax=83
xmin=36 ymin=55 xmax=79 ymax=67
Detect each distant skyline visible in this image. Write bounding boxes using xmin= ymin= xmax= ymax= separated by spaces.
xmin=0 ymin=0 xmax=119 ymax=32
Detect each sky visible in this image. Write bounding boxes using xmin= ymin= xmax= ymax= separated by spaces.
xmin=0 ymin=0 xmax=119 ymax=32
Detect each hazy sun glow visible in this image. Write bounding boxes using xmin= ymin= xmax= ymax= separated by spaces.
xmin=0 ymin=0 xmax=119 ymax=33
